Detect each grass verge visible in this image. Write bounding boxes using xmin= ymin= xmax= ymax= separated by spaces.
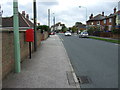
xmin=89 ymin=36 xmax=120 ymax=44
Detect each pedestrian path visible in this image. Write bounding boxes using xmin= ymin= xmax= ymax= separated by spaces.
xmin=3 ymin=35 xmax=80 ymax=88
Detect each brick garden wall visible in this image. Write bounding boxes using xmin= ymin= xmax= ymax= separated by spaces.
xmin=99 ymin=32 xmax=120 ymax=39
xmin=2 ymin=30 xmax=48 ymax=79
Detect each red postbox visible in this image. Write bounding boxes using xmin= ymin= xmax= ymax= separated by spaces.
xmin=26 ymin=29 xmax=34 ymax=42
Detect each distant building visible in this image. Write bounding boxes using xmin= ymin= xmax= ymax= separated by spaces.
xmin=51 ymin=22 xmax=64 ymax=32
xmin=2 ymin=11 xmax=34 ymax=30
xmin=75 ymin=22 xmax=86 ymax=31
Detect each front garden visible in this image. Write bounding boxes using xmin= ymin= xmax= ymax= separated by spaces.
xmin=87 ymin=26 xmax=120 ymax=39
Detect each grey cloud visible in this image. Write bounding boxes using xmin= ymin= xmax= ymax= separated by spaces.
xmin=39 ymin=2 xmax=59 ymax=6
xmin=87 ymin=2 xmax=117 ymax=17
xmin=2 ymin=0 xmax=118 ymax=27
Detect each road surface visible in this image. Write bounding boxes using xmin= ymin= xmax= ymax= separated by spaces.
xmin=58 ymin=33 xmax=118 ymax=88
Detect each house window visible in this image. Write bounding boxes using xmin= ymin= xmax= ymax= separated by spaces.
xmin=104 ymin=20 xmax=106 ymax=24
xmin=97 ymin=21 xmax=100 ymax=25
xmin=91 ymin=22 xmax=93 ymax=25
xmin=109 ymin=18 xmax=112 ymax=23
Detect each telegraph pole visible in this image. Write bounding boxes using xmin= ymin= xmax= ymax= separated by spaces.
xmin=13 ymin=0 xmax=21 ymax=73
xmin=33 ymin=0 xmax=37 ymax=51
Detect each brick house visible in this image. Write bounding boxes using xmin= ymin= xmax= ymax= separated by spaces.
xmin=104 ymin=8 xmax=117 ymax=31
xmin=2 ymin=11 xmax=34 ymax=30
xmin=87 ymin=8 xmax=118 ymax=31
xmin=87 ymin=12 xmax=105 ymax=29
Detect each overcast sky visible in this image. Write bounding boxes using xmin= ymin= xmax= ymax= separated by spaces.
xmin=1 ymin=0 xmax=120 ymax=27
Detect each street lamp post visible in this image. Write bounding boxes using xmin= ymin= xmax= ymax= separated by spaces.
xmin=13 ymin=0 xmax=21 ymax=73
xmin=79 ymin=6 xmax=87 ymax=30
xmin=0 ymin=5 xmax=3 ymax=28
xmin=0 ymin=5 xmax=3 ymax=17
xmin=53 ymin=13 xmax=55 ymax=31
xmin=48 ymin=9 xmax=50 ymax=37
xmin=48 ymin=9 xmax=50 ymax=28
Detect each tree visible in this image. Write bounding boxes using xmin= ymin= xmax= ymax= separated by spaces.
xmin=61 ymin=25 xmax=67 ymax=33
xmin=71 ymin=26 xmax=77 ymax=33
xmin=37 ymin=25 xmax=49 ymax=33
xmin=75 ymin=22 xmax=82 ymax=25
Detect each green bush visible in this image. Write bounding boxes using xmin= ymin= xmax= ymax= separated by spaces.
xmin=87 ymin=26 xmax=101 ymax=35
xmin=37 ymin=25 xmax=49 ymax=31
xmin=61 ymin=26 xmax=67 ymax=33
xmin=71 ymin=26 xmax=77 ymax=33
xmin=111 ymin=29 xmax=120 ymax=34
xmin=104 ymin=26 xmax=108 ymax=31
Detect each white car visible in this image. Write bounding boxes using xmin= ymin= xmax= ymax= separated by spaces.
xmin=65 ymin=31 xmax=72 ymax=36
xmin=79 ymin=32 xmax=88 ymax=38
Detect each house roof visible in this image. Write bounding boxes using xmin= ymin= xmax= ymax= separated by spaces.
xmin=2 ymin=12 xmax=34 ymax=29
xmin=87 ymin=14 xmax=106 ymax=22
xmin=105 ymin=12 xmax=117 ymax=19
xmin=87 ymin=11 xmax=119 ymax=22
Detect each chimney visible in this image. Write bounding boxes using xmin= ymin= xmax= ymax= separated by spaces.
xmin=114 ymin=8 xmax=116 ymax=13
xmin=38 ymin=23 xmax=40 ymax=26
xmin=89 ymin=14 xmax=93 ymax=19
xmin=26 ymin=14 xmax=29 ymax=19
xmin=102 ymin=12 xmax=104 ymax=16
xmin=22 ymin=11 xmax=25 ymax=17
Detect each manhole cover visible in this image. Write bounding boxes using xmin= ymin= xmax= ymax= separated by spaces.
xmin=77 ymin=76 xmax=91 ymax=84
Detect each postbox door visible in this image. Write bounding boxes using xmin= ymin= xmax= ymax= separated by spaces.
xmin=26 ymin=29 xmax=34 ymax=42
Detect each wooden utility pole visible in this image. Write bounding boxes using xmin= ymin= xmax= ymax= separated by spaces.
xmin=33 ymin=0 xmax=37 ymax=51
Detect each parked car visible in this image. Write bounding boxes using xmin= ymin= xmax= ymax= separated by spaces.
xmin=50 ymin=31 xmax=55 ymax=35
xmin=79 ymin=32 xmax=88 ymax=38
xmin=65 ymin=31 xmax=72 ymax=36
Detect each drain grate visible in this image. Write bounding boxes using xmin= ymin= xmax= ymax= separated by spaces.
xmin=77 ymin=76 xmax=91 ymax=84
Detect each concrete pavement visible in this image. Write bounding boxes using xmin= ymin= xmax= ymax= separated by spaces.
xmin=3 ymin=35 xmax=80 ymax=88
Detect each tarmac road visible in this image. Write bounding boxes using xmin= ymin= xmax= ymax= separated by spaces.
xmin=59 ymin=33 xmax=118 ymax=88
